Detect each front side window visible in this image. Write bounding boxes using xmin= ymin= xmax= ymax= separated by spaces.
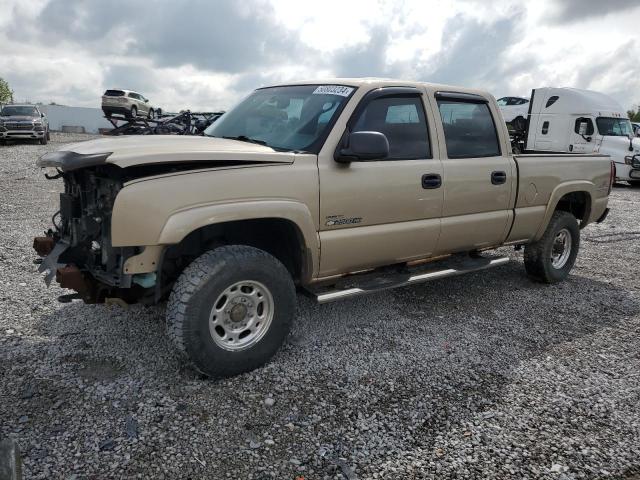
xmin=596 ymin=117 xmax=633 ymax=137
xmin=437 ymin=100 xmax=501 ymax=158
xmin=574 ymin=117 xmax=594 ymax=135
xmin=351 ymin=96 xmax=430 ymax=159
xmin=205 ymin=84 xmax=355 ymax=153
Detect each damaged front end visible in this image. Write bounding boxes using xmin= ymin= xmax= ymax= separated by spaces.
xmin=34 ymin=151 xmax=149 ymax=304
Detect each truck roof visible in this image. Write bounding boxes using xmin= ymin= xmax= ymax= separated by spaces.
xmin=533 ymin=87 xmax=627 ymax=117
xmin=268 ymin=78 xmax=495 ymax=99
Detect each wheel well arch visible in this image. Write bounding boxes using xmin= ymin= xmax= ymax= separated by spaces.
xmin=159 ymin=218 xmax=310 ymax=294
xmin=554 ymin=190 xmax=592 ymax=227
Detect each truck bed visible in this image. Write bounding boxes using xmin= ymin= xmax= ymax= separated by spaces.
xmin=506 ymin=153 xmax=612 ymax=243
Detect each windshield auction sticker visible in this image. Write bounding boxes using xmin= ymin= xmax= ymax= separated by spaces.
xmin=313 ymin=85 xmax=354 ymax=97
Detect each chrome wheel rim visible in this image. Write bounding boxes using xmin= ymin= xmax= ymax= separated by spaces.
xmin=551 ymin=228 xmax=572 ymax=269
xmin=208 ymin=280 xmax=274 ymax=351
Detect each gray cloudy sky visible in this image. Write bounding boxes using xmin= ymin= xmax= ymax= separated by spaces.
xmin=1 ymin=0 xmax=639 ymax=111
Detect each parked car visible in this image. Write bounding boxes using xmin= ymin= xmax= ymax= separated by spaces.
xmin=101 ymin=89 xmax=159 ymax=119
xmin=35 ymin=79 xmax=613 ymax=378
xmin=497 ymin=96 xmax=530 ymax=124
xmin=0 ymin=104 xmax=50 ymax=145
xmin=517 ymin=87 xmax=640 ymax=186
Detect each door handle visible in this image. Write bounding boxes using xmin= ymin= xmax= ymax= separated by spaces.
xmin=422 ymin=173 xmax=442 ymax=189
xmin=491 ymin=171 xmax=507 ymax=185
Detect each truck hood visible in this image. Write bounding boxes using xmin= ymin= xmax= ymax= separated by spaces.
xmin=37 ymin=135 xmax=295 ymax=171
xmin=597 ymin=135 xmax=640 ymax=161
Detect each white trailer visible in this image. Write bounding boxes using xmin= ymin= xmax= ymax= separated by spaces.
xmin=520 ymin=87 xmax=640 ymax=185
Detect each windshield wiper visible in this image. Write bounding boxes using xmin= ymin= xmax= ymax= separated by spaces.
xmin=221 ymin=135 xmax=269 ymax=146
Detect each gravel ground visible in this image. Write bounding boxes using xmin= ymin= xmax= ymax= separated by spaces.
xmin=1 ymin=133 xmax=639 ymax=479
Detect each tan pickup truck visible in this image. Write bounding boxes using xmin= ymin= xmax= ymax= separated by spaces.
xmin=34 ymin=79 xmax=614 ymax=377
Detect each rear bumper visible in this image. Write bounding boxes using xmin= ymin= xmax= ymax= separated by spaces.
xmin=102 ymin=106 xmax=133 ymax=117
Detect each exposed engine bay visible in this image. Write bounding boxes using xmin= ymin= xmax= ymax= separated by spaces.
xmin=35 ymin=165 xmax=140 ymax=303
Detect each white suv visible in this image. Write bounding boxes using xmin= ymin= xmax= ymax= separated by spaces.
xmin=101 ymin=89 xmax=159 ymax=119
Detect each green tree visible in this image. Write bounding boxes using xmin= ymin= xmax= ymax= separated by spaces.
xmin=0 ymin=77 xmax=13 ymax=103
xmin=628 ymin=106 xmax=640 ymax=122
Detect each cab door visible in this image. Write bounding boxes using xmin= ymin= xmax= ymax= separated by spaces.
xmin=433 ymin=92 xmax=514 ymax=254
xmin=569 ymin=116 xmax=596 ymax=153
xmin=318 ymin=87 xmax=444 ymax=277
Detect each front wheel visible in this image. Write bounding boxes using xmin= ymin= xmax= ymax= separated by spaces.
xmin=166 ymin=245 xmax=296 ymax=378
xmin=39 ymin=135 xmax=48 ymax=145
xmin=524 ymin=211 xmax=580 ymax=283
xmin=147 ymin=109 xmax=154 ymax=119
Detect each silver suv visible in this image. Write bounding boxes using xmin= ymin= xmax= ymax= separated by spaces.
xmin=101 ymin=89 xmax=159 ymax=119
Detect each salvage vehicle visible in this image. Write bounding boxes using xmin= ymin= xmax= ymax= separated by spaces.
xmin=510 ymin=87 xmax=640 ymax=186
xmin=0 ymin=104 xmax=50 ymax=145
xmin=101 ymin=89 xmax=159 ymax=119
xmin=34 ymin=79 xmax=614 ymax=378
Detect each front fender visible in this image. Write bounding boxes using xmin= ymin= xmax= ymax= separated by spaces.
xmin=113 ymin=199 xmax=320 ymax=277
xmin=159 ymin=200 xmax=318 ymax=248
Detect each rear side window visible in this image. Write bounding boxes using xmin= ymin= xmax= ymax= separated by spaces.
xmin=128 ymin=93 xmax=140 ymax=100
xmin=104 ymin=90 xmax=125 ymax=97
xmin=352 ymin=96 xmax=431 ymax=159
xmin=437 ymin=100 xmax=501 ymax=158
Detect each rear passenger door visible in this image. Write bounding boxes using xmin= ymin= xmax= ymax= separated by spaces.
xmin=433 ymin=92 xmax=514 ymax=254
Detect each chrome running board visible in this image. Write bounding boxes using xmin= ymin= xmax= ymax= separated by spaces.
xmin=308 ymin=255 xmax=510 ymax=304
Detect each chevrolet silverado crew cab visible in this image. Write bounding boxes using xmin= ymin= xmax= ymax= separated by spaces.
xmin=34 ymin=79 xmax=613 ymax=378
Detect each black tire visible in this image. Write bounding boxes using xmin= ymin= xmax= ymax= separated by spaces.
xmin=129 ymin=105 xmax=137 ymax=119
xmin=40 ymin=134 xmax=48 ymax=145
xmin=46 ymin=130 xmax=51 ymax=140
xmin=629 ymin=180 xmax=640 ymax=188
xmin=524 ymin=211 xmax=580 ymax=283
xmin=166 ymin=245 xmax=296 ymax=378
xmin=0 ymin=139 xmax=5 ymax=146
xmin=147 ymin=109 xmax=154 ymax=119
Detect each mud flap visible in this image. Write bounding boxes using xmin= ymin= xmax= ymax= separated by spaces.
xmin=38 ymin=240 xmax=69 ymax=286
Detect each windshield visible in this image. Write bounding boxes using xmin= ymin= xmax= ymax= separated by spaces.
xmin=204 ymin=84 xmax=355 ymax=152
xmin=0 ymin=106 xmax=39 ymax=117
xmin=496 ymin=98 xmax=508 ymax=106
xmin=596 ymin=117 xmax=633 ymax=137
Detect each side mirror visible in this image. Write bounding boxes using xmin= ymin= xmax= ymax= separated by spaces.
xmin=144 ymin=98 xmax=149 ymax=103
xmin=40 ymin=113 xmax=45 ymax=118
xmin=336 ymin=131 xmax=389 ymax=162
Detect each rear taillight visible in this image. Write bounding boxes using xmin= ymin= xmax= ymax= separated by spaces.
xmin=608 ymin=160 xmax=615 ymax=194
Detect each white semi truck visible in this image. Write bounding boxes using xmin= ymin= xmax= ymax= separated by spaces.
xmin=505 ymin=87 xmax=640 ymax=186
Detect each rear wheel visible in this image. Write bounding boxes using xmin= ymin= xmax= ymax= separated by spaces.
xmin=129 ymin=105 xmax=137 ymax=119
xmin=524 ymin=211 xmax=580 ymax=283
xmin=166 ymin=245 xmax=296 ymax=378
